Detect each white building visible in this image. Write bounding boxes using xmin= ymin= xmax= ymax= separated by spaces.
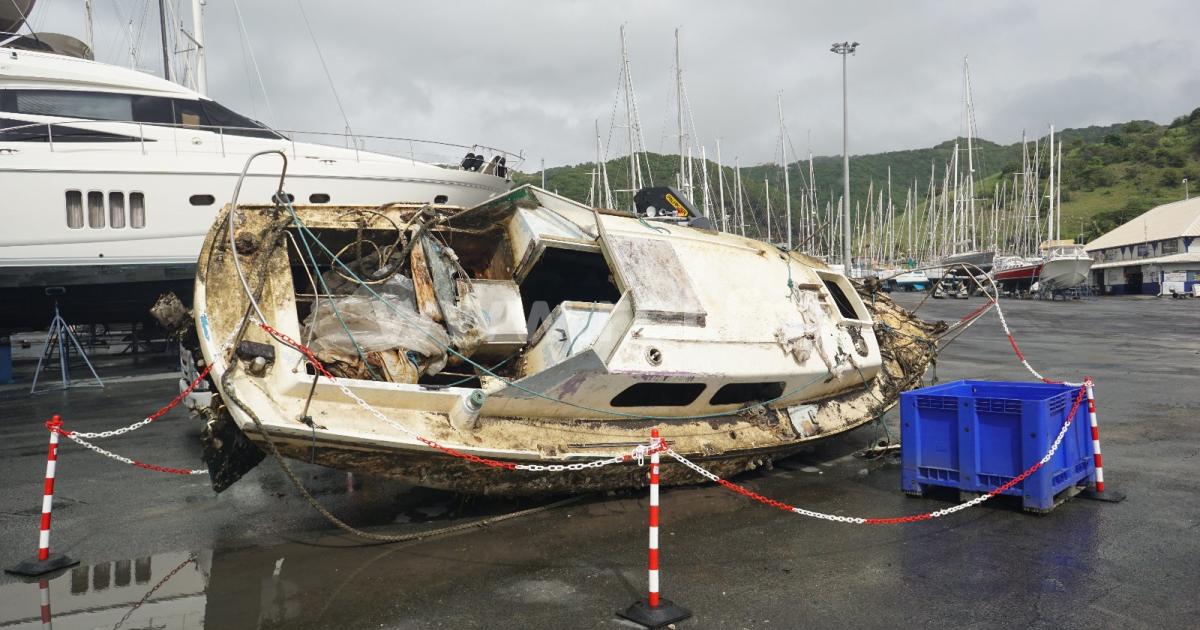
xmin=1085 ymin=197 xmax=1200 ymax=295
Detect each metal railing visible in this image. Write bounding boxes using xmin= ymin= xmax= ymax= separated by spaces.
xmin=0 ymin=117 xmax=523 ymax=173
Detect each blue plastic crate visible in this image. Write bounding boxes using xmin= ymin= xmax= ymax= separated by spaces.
xmin=900 ymin=380 xmax=1096 ymax=512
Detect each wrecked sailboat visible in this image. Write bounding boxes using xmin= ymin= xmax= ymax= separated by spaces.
xmin=185 ymin=183 xmax=943 ymax=495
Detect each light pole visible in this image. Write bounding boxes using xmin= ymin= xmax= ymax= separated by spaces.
xmin=831 ymin=41 xmax=859 ymax=274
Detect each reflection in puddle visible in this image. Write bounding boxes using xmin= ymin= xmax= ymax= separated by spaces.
xmin=0 ymin=551 xmax=209 ymax=629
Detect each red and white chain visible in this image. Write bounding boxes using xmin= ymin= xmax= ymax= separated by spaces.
xmin=667 ymin=383 xmax=1087 ymax=525
xmin=54 ymin=426 xmax=206 ymax=476
xmin=68 ymin=364 xmax=213 ymax=439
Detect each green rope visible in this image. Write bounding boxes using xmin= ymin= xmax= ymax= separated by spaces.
xmin=281 ymin=201 xmax=837 ymax=421
xmin=288 ymin=205 xmax=381 ymax=380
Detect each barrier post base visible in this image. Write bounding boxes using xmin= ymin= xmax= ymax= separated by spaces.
xmin=1079 ymin=487 xmax=1125 ymax=503
xmin=5 ymin=553 xmax=79 ymax=577
xmin=618 ymin=598 xmax=691 ymax=629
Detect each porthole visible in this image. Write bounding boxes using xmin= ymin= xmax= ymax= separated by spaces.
xmin=65 ymin=191 xmax=83 ymax=229
xmin=434 ymin=194 xmax=449 ymax=204
xmin=309 ymin=193 xmax=330 ymax=204
xmin=129 ymin=192 xmax=145 ymax=228
xmin=87 ymin=191 xmax=105 ymax=228
xmin=108 ymin=192 xmax=126 ymax=228
xmin=189 ymin=194 xmax=215 ymax=206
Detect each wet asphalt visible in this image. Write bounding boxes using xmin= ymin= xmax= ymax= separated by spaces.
xmin=0 ymin=293 xmax=1197 ymax=629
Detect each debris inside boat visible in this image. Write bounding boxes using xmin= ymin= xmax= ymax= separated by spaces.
xmin=172 ymin=183 xmax=945 ymax=495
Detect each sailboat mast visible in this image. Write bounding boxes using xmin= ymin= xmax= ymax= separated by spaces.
xmin=158 ymin=0 xmax=173 ymax=81
xmin=716 ymin=139 xmax=727 ymax=232
xmin=84 ymin=0 xmax=95 ymax=51
xmin=963 ymin=57 xmax=977 ymax=251
xmin=1057 ymin=141 xmax=1063 ymax=241
xmin=735 ymin=158 xmax=745 ymax=236
xmin=619 ymin=25 xmax=639 ymax=212
xmin=765 ymin=178 xmax=772 ymax=243
xmin=777 ymin=93 xmax=792 ymax=250
xmin=1047 ymin=124 xmax=1055 ymax=246
xmin=191 ymin=0 xmax=206 ymax=93
xmin=675 ymin=28 xmax=686 ymax=199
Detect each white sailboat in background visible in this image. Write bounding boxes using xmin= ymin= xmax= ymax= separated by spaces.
xmin=0 ymin=1 xmax=518 ymax=329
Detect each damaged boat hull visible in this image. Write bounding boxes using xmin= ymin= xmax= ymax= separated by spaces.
xmin=189 ymin=186 xmax=942 ymax=495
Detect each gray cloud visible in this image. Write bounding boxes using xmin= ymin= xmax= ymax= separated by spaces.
xmin=29 ymin=0 xmax=1200 ymax=169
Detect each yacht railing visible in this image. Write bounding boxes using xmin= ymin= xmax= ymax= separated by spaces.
xmin=0 ymin=118 xmax=523 ymax=172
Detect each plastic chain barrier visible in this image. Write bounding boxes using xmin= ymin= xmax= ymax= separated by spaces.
xmin=50 ymin=420 xmax=207 ymax=476
xmin=68 ymin=364 xmax=214 ymax=439
xmin=257 ymin=322 xmax=658 ymax=472
xmin=666 ymin=383 xmax=1089 ymax=525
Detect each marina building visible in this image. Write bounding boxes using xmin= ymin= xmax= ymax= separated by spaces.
xmin=1085 ymin=197 xmax=1200 ymax=295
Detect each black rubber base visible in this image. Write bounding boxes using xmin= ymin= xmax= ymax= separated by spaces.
xmin=618 ymin=598 xmax=692 ymax=628
xmin=5 ymin=553 xmax=79 ymax=577
xmin=1079 ymin=487 xmax=1126 ymax=503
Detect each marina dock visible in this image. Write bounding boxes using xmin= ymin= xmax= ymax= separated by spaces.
xmin=2 ymin=293 xmax=1195 ymax=629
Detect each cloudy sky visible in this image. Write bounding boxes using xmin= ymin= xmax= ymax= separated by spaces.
xmin=29 ymin=0 xmax=1200 ymax=169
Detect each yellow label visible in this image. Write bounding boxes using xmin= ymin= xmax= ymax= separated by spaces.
xmin=664 ymin=193 xmax=687 ymax=216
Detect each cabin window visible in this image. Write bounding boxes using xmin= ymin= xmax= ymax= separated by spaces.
xmin=65 ymin=190 xmax=83 ymax=229
xmin=434 ymin=195 xmax=449 ymax=204
xmin=190 ymin=194 xmax=215 ymax=206
xmin=822 ymin=278 xmax=858 ymax=319
xmin=197 ymin=100 xmax=282 ymax=139
xmin=129 ymin=192 xmax=146 ymax=228
xmin=108 ymin=192 xmax=126 ymax=228
xmin=309 ymin=193 xmax=330 ymax=204
xmin=610 ymin=383 xmax=706 ymax=408
xmin=519 ymin=247 xmax=620 ymax=334
xmin=709 ymin=382 xmax=785 ymax=406
xmin=9 ymin=90 xmax=132 ymax=121
xmin=131 ymin=95 xmax=174 ymax=125
xmin=87 ymin=191 xmax=105 ymax=228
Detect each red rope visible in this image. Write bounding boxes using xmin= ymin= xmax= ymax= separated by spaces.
xmin=257 ymin=322 xmax=519 ymax=471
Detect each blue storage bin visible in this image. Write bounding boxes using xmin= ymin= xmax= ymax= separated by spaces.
xmin=900 ymin=380 xmax=1096 ymax=513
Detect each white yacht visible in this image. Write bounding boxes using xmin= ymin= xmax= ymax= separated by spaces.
xmin=0 ymin=43 xmax=516 ymax=329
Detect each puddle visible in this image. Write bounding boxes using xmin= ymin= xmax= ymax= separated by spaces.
xmin=0 ymin=551 xmax=209 ymax=629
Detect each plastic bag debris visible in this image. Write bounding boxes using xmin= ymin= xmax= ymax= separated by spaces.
xmin=303 ymin=292 xmax=450 ymax=378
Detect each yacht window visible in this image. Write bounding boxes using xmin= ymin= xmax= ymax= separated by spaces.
xmin=610 ymin=383 xmax=706 ymax=408
xmin=309 ymin=193 xmax=330 ymax=204
xmin=129 ymin=192 xmax=146 ymax=228
xmin=87 ymin=191 xmax=105 ymax=228
xmin=434 ymin=195 xmax=449 ymax=204
xmin=0 ymin=116 xmax=144 ymax=142
xmin=189 ymin=194 xmax=215 ymax=206
xmin=65 ymin=191 xmax=83 ymax=229
xmin=8 ymin=90 xmax=132 ymax=121
xmin=176 ymin=101 xmax=205 ymax=128
xmin=109 ymin=192 xmax=126 ymax=228
xmin=197 ymin=100 xmax=281 ymax=139
xmin=709 ymin=382 xmax=786 ymax=406
xmin=131 ymin=95 xmax=174 ymax=125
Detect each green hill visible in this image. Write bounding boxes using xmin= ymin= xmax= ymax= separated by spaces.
xmin=518 ymin=108 xmax=1200 ymax=243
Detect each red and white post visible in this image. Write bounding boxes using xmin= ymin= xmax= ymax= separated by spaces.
xmin=6 ymin=415 xmax=79 ymax=577
xmin=1081 ymin=380 xmax=1125 ymax=503
xmin=618 ymin=428 xmax=691 ymax=628
xmin=38 ymin=579 xmax=53 ymax=629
